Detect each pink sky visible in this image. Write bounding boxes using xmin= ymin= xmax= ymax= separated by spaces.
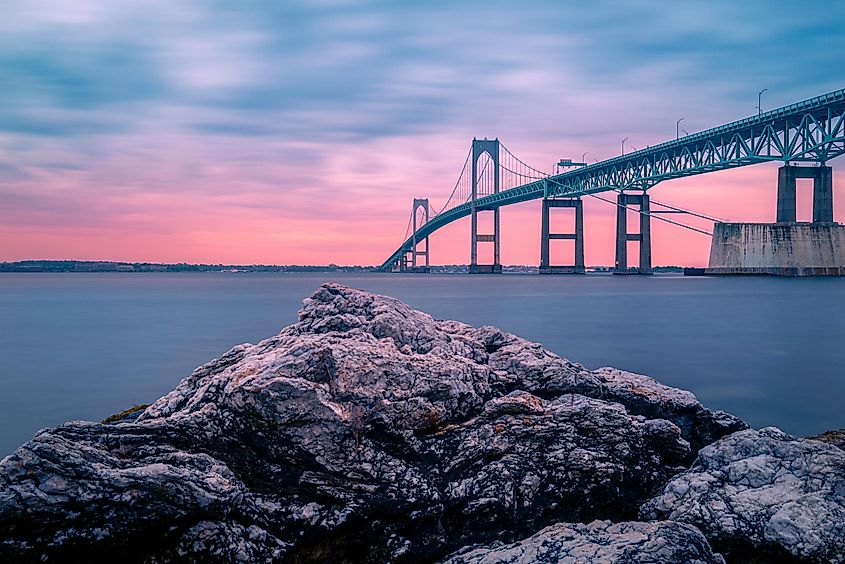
xmin=2 ymin=2 xmax=844 ymax=267
xmin=3 ymin=151 xmax=842 ymax=267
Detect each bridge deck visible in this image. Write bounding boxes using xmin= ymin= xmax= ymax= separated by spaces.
xmin=380 ymin=88 xmax=845 ymax=271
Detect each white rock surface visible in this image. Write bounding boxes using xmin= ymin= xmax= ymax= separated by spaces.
xmin=440 ymin=520 xmax=725 ymax=564
xmin=641 ymin=427 xmax=845 ymax=562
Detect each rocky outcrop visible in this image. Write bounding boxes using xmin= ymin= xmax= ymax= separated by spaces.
xmin=641 ymin=427 xmax=845 ymax=563
xmin=440 ymin=520 xmax=725 ymax=564
xmin=30 ymin=282 xmax=845 ymax=564
xmin=0 ymin=283 xmax=745 ymax=563
xmin=588 ymin=367 xmax=745 ymax=452
xmin=434 ymin=326 xmax=746 ymax=455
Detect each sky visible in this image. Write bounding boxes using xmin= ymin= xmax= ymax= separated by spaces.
xmin=1 ymin=0 xmax=844 ymax=267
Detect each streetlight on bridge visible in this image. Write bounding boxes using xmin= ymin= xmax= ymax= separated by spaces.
xmin=676 ymin=117 xmax=685 ymax=140
xmin=758 ymin=88 xmax=768 ymax=115
xmin=621 ymin=137 xmax=629 ymax=155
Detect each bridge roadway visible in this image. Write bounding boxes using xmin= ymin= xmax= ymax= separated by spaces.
xmin=379 ymin=87 xmax=845 ymax=272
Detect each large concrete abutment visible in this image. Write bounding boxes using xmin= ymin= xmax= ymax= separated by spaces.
xmin=614 ymin=192 xmax=652 ymax=275
xmin=707 ymin=223 xmax=845 ymax=276
xmin=539 ymin=197 xmax=584 ymax=274
xmin=777 ymin=164 xmax=833 ymax=223
xmin=708 ymin=164 xmax=843 ymax=276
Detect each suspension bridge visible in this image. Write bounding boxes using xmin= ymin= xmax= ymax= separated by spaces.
xmin=379 ymin=87 xmax=845 ymax=274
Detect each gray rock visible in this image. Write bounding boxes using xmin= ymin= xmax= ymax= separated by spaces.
xmin=641 ymin=426 xmax=845 ymax=563
xmin=588 ymin=367 xmax=746 ymax=452
xmin=0 ymin=283 xmax=741 ymax=562
xmin=149 ymin=520 xmax=290 ymax=563
xmin=440 ymin=520 xmax=725 ymax=564
xmin=464 ymin=327 xmax=747 ymax=453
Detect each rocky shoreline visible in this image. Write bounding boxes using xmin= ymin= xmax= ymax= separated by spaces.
xmin=1 ymin=283 xmax=843 ymax=563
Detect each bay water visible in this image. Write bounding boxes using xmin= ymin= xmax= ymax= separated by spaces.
xmin=1 ymin=272 xmax=844 ymax=456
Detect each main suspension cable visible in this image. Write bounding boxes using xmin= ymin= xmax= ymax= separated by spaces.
xmin=433 ymin=146 xmax=473 ymax=217
xmin=400 ymin=209 xmax=413 ymax=248
xmin=500 ymin=142 xmax=550 ymax=177
xmin=648 ymin=198 xmax=726 ymax=223
xmin=587 ymin=192 xmax=714 ymax=236
xmin=499 ymin=162 xmax=545 ymax=180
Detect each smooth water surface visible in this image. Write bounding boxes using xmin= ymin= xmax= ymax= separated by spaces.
xmin=1 ymin=272 xmax=844 ymax=456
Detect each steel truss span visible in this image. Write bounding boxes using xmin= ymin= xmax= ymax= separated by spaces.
xmin=379 ymin=87 xmax=845 ymax=271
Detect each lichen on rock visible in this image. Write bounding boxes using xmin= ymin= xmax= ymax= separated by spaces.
xmin=809 ymin=427 xmax=845 ymax=451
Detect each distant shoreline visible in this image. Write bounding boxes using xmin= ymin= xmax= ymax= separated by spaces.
xmin=0 ymin=261 xmax=375 ymax=273
xmin=0 ymin=260 xmax=687 ymax=274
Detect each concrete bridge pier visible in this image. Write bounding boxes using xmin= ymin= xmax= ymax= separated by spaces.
xmin=539 ymin=197 xmax=584 ymax=274
xmin=614 ymin=191 xmax=652 ymax=275
xmin=777 ymin=164 xmax=833 ymax=223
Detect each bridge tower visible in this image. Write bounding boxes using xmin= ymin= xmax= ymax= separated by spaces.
xmin=777 ymin=164 xmax=833 ymax=223
xmin=470 ymin=138 xmax=502 ymax=274
xmin=540 ymin=183 xmax=584 ymax=274
xmin=614 ymin=190 xmax=652 ymax=275
xmin=408 ymin=198 xmax=430 ymax=272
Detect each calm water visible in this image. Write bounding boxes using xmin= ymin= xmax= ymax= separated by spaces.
xmin=1 ymin=272 xmax=844 ymax=456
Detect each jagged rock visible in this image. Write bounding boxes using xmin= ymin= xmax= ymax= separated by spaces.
xmin=641 ymin=427 xmax=845 ymax=563
xmin=440 ymin=520 xmax=725 ymax=564
xmin=0 ymin=284 xmax=744 ymax=562
xmin=588 ymin=367 xmax=746 ymax=452
xmin=463 ymin=327 xmax=747 ymax=453
xmin=148 ymin=520 xmax=290 ymax=563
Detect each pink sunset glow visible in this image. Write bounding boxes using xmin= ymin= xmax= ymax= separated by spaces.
xmin=2 ymin=2 xmax=844 ymax=267
xmin=3 ymin=155 xmax=842 ymax=267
